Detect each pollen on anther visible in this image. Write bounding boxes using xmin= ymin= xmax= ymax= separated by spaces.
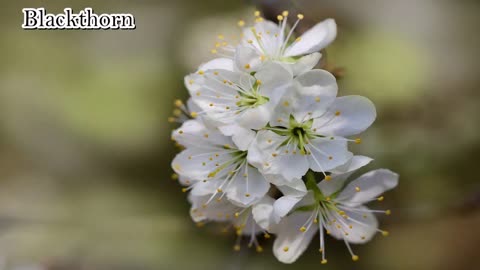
xmin=283 ymin=247 xmax=289 ymax=252
xmin=355 ymin=186 xmax=361 ymax=192
xmin=355 ymin=138 xmax=362 ymax=144
xmin=277 ymin=15 xmax=284 ymax=21
xmin=377 ymin=196 xmax=384 ymax=201
xmin=237 ymin=20 xmax=245 ymax=27
xmin=282 ymin=11 xmax=289 ymax=16
xmin=256 ymin=246 xmax=263 ymax=253
xmin=198 ymin=70 xmax=204 ymax=75
xmin=217 ymin=188 xmax=222 ymax=193
xmin=190 ymin=112 xmax=198 ymax=118
xmin=335 ymin=111 xmax=341 ymax=116
xmin=171 ymin=173 xmax=178 ymax=180
xmin=382 ymin=231 xmax=390 ymax=236
xmin=299 ymin=226 xmax=306 ymax=232
xmin=297 ymin=14 xmax=304 ymax=20
xmin=264 ymin=233 xmax=271 ymax=239
xmin=283 ymin=101 xmax=289 ymax=106
xmin=385 ymin=210 xmax=391 ymax=215
xmin=352 ymin=255 xmax=359 ymax=261
xmin=244 ymin=64 xmax=251 ymax=69
xmin=211 ymin=49 xmax=217 ymax=54
xmin=245 ymin=193 xmax=251 ymax=197
xmin=178 ymin=130 xmax=184 ymax=134
xmin=233 ymin=245 xmax=241 ymax=251
xmin=325 ymin=175 xmax=332 ymax=181
xmin=328 ymin=156 xmax=333 ymax=160
xmin=254 ymin=10 xmax=261 ymax=16
xmin=295 ymin=37 xmax=302 ymax=42
xmin=321 ymin=259 xmax=328 ymax=264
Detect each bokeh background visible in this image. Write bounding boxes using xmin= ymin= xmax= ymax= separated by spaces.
xmin=0 ymin=0 xmax=479 ymax=269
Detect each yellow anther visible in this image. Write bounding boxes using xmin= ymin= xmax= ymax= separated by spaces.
xmin=361 ymin=236 xmax=366 ymax=240
xmin=326 ymin=230 xmax=331 ymax=234
xmin=355 ymin=186 xmax=361 ymax=192
xmin=377 ymin=196 xmax=384 ymax=201
xmin=190 ymin=112 xmax=198 ymax=118
xmin=217 ymin=34 xmax=224 ymax=40
xmin=178 ymin=130 xmax=184 ymax=134
xmin=217 ymin=188 xmax=222 ymax=193
xmin=315 ymin=97 xmax=321 ymax=102
xmin=181 ymin=188 xmax=188 ymax=193
xmin=256 ymin=246 xmax=263 ymax=252
xmin=234 ymin=212 xmax=240 ymax=218
xmin=173 ymin=109 xmax=182 ymax=117
xmin=283 ymin=247 xmax=289 ymax=252
xmin=198 ymin=70 xmax=204 ymax=75
xmin=352 ymin=255 xmax=359 ymax=261
xmin=297 ymin=14 xmax=304 ymax=20
xmin=313 ymin=218 xmax=318 ymax=224
xmin=209 ymin=103 xmax=214 ymax=107
xmin=233 ymin=245 xmax=241 ymax=251
xmin=196 ymin=91 xmax=201 ymax=96
xmin=325 ymin=197 xmax=331 ymax=201
xmin=237 ymin=20 xmax=245 ymax=27
xmin=328 ymin=156 xmax=333 ymax=160
xmin=174 ymin=99 xmax=183 ymax=107
xmin=283 ymin=101 xmax=289 ymax=106
xmin=264 ymin=233 xmax=271 ymax=239
xmin=204 ymin=133 xmax=209 ymax=138
xmin=282 ymin=11 xmax=289 ymax=16
xmin=321 ymin=259 xmax=328 ymax=264
xmin=167 ymin=117 xmax=175 ymax=123
xmin=299 ymin=226 xmax=307 ymax=232
xmin=335 ymin=111 xmax=341 ymax=116
xmin=255 ymin=17 xmax=264 ymax=22
xmin=254 ymin=10 xmax=261 ymax=16
xmin=247 ymin=39 xmax=253 ymax=44
xmin=196 ymin=222 xmax=205 ymax=227
xmin=354 ymin=138 xmax=362 ymax=144
xmin=256 ymin=79 xmax=262 ymax=85
xmin=225 ymin=106 xmax=230 ymax=110
xmin=171 ymin=173 xmax=178 ymax=180
xmin=295 ymin=37 xmax=302 ymax=42
xmin=211 ymin=49 xmax=217 ymax=54
xmin=245 ymin=193 xmax=251 ymax=197
xmin=277 ymin=15 xmax=284 ymax=21
xmin=260 ymin=55 xmax=266 ymax=61
xmin=213 ymin=71 xmax=219 ymax=75
xmin=325 ymin=175 xmax=332 ymax=181
xmin=382 ymin=231 xmax=389 ymax=236
xmin=244 ymin=64 xmax=251 ymax=69
xmin=385 ymin=210 xmax=391 ymax=215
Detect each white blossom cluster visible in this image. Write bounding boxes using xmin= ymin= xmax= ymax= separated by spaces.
xmin=170 ymin=11 xmax=399 ymax=264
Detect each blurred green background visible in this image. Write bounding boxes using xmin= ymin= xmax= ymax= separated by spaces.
xmin=0 ymin=0 xmax=479 ymax=269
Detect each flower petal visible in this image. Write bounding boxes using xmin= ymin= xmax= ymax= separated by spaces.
xmin=188 ymin=193 xmax=239 ymax=223
xmin=283 ymin=19 xmax=337 ymax=57
xmin=287 ymin=52 xmax=322 ymax=75
xmin=225 ymin=164 xmax=270 ymax=207
xmin=273 ymin=212 xmax=318 ymax=264
xmin=252 ymin=196 xmax=277 ymax=231
xmin=306 ymin=138 xmax=353 ymax=173
xmin=291 ymin=69 xmax=338 ymax=121
xmin=234 ymin=45 xmax=263 ymax=72
xmin=323 ymin=205 xmax=378 ymax=244
xmin=336 ymin=169 xmax=399 ymax=206
xmin=313 ymin=95 xmax=376 ymax=137
xmin=318 ymin=155 xmax=373 ymax=196
xmin=172 ymin=119 xmax=231 ymax=148
xmin=218 ymin=124 xmax=255 ymax=151
xmin=199 ymin=57 xmax=234 ymax=71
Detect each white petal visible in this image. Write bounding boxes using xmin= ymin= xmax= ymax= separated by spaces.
xmin=218 ymin=124 xmax=255 ymax=151
xmin=225 ymin=165 xmax=270 ymax=207
xmin=234 ymin=45 xmax=263 ymax=72
xmin=318 ymin=155 xmax=373 ymax=196
xmin=237 ymin=105 xmax=272 ymax=130
xmin=188 ymin=193 xmax=239 ymax=222
xmin=273 ymin=196 xmax=302 ymax=219
xmin=252 ymin=196 xmax=277 ymax=231
xmin=254 ymin=62 xmax=293 ymax=105
xmin=199 ymin=57 xmax=234 ymax=71
xmin=336 ymin=169 xmax=399 ymax=206
xmin=284 ymin=19 xmax=337 ymax=57
xmin=242 ymin=21 xmax=282 ymax=56
xmin=172 ymin=119 xmax=231 ymax=148
xmin=276 ymin=178 xmax=307 ymax=198
xmin=313 ymin=95 xmax=376 ymax=137
xmin=291 ymin=69 xmax=338 ymax=120
xmin=273 ymin=212 xmax=318 ymax=264
xmin=287 ymin=52 xmax=322 ymax=75
xmin=307 ymin=138 xmax=353 ymax=173
xmin=323 ymin=205 xmax=378 ymax=244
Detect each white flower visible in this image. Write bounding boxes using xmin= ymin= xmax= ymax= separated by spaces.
xmin=272 ymin=163 xmax=399 ymax=264
xmin=171 ymin=119 xmax=270 ymax=206
xmin=234 ymin=12 xmax=336 ymax=75
xmin=185 ymin=62 xmax=292 ymax=130
xmin=189 ymin=193 xmax=276 ymax=252
xmin=248 ymin=69 xmax=376 ymax=180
